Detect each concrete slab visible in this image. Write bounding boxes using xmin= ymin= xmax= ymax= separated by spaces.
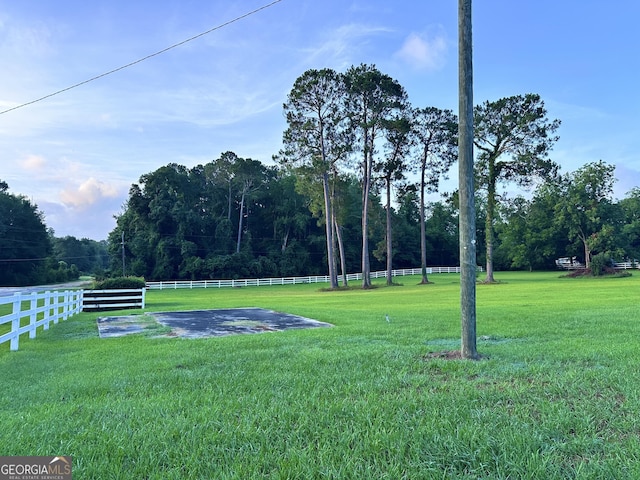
xmin=97 ymin=308 xmax=332 ymax=339
xmin=97 ymin=314 xmax=159 ymax=338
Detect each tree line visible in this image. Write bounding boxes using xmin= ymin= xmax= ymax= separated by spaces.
xmin=106 ymin=157 xmax=458 ymax=281
xmin=108 ymin=65 xmax=463 ymax=284
xmin=106 ymin=65 xmax=639 ymax=284
xmin=495 ymin=161 xmax=640 ymax=274
xmin=0 ymin=180 xmax=109 ymax=286
xmin=3 ymin=64 xmax=638 ymax=286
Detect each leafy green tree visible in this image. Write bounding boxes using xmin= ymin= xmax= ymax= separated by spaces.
xmin=409 ymin=107 xmax=458 ymax=283
xmin=261 ymin=173 xmax=319 ymax=271
xmin=345 ymin=64 xmax=408 ymax=288
xmin=386 ymin=187 xmax=421 ymax=268
xmin=0 ymin=181 xmax=52 ymax=286
xmin=494 ymin=190 xmax=566 ymax=271
xmin=279 ymin=68 xmax=351 ymax=288
xmin=231 ymin=157 xmax=270 ymax=254
xmin=52 ymin=236 xmax=109 ymax=275
xmin=619 ymin=187 xmax=640 ymax=261
xmin=474 ymin=93 xmax=560 ymax=282
xmin=110 ymin=158 xmax=328 ymax=281
xmin=376 ymin=114 xmax=412 ymax=285
xmin=332 ymin=174 xmax=365 ymax=281
xmin=555 ymin=160 xmax=617 ymax=269
xmin=205 ymin=151 xmax=239 ymax=221
xmin=109 ymin=164 xmax=199 ymax=280
xmin=425 ymin=200 xmax=460 ymax=267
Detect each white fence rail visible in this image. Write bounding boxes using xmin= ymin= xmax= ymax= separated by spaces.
xmin=0 ymin=267 xmax=469 ymax=349
xmin=0 ymin=290 xmax=83 ymax=351
xmin=614 ymin=262 xmax=640 ymax=270
xmin=146 ymin=266 xmax=466 ymax=290
xmin=82 ymin=288 xmax=146 ymax=311
xmin=556 ymin=259 xmax=640 ymax=271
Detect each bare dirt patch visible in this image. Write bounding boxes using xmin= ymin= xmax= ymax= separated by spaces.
xmin=423 ymin=350 xmax=488 ymax=361
xmin=424 ymin=350 xmax=464 ymax=360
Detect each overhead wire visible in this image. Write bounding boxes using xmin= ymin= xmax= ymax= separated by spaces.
xmin=0 ymin=0 xmax=283 ymax=115
xmin=1 ymin=1 xmax=290 ymax=265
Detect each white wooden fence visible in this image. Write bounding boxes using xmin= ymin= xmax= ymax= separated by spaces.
xmin=146 ymin=266 xmax=467 ymax=290
xmin=614 ymin=262 xmax=640 ymax=270
xmin=556 ymin=259 xmax=640 ymax=270
xmin=82 ymin=288 xmax=146 ymax=311
xmin=0 ymin=290 xmax=83 ymax=351
xmin=0 ymin=267 xmax=467 ymax=349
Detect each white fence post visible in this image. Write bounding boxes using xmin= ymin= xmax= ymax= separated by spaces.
xmin=10 ymin=293 xmax=22 ymax=351
xmin=55 ymin=292 xmax=61 ymax=323
xmin=45 ymin=291 xmax=53 ymax=330
xmin=1 ymin=288 xmax=85 ymax=352
xmin=63 ymin=291 xmax=70 ymax=320
xmin=77 ymin=290 xmax=83 ymax=314
xmin=29 ymin=292 xmax=38 ymax=339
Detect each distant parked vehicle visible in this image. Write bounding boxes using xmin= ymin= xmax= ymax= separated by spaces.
xmin=555 ymin=257 xmax=585 ymax=270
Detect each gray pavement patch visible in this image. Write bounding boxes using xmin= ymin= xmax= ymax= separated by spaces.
xmin=97 ymin=308 xmax=333 ymax=339
xmin=97 ymin=314 xmax=160 ymax=338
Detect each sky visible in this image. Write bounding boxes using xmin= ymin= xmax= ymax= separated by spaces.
xmin=1 ymin=0 xmax=639 ymax=241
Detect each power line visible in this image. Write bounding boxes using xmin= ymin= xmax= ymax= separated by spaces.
xmin=0 ymin=0 xmax=283 ymax=116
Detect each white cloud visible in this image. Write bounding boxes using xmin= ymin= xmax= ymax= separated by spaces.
xmin=42 ymin=176 xmax=127 ymax=239
xmin=303 ymin=23 xmax=393 ymax=69
xmin=39 ymin=193 xmax=124 ymax=240
xmin=396 ymin=31 xmax=448 ymax=71
xmin=59 ymin=177 xmax=121 ymax=209
xmin=20 ymin=154 xmax=47 ymax=171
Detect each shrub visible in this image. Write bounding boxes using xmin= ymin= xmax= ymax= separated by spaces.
xmin=590 ymin=253 xmax=612 ymax=277
xmin=93 ymin=276 xmax=146 ymax=289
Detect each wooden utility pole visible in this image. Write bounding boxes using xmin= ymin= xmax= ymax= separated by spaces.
xmin=121 ymin=231 xmax=126 ymax=277
xmin=458 ymin=0 xmax=478 ymax=359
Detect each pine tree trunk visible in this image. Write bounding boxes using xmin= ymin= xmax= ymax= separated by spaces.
xmin=335 ymin=219 xmax=348 ymax=287
xmin=236 ymin=191 xmax=245 ymax=254
xmin=420 ymin=154 xmax=429 ymax=284
xmin=386 ymin=176 xmax=393 ymax=286
xmin=361 ymin=150 xmax=372 ymax=288
xmin=322 ymin=172 xmax=338 ymax=288
xmin=484 ymin=167 xmax=496 ymax=283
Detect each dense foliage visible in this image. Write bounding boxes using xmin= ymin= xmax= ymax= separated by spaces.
xmin=52 ymin=236 xmax=110 ymax=277
xmin=106 ymin=152 xmax=638 ymax=282
xmin=494 ymin=161 xmax=640 ymax=272
xmin=0 ymin=180 xmax=110 ymax=286
xmin=3 ymin=65 xmax=639 ymax=285
xmin=104 ymin=65 xmax=638 ymax=282
xmin=474 ymin=93 xmax=561 ymax=282
xmin=93 ymin=276 xmax=146 ymax=290
xmin=0 ymin=180 xmax=52 ymax=286
xmin=107 ymin=160 xmax=447 ymax=280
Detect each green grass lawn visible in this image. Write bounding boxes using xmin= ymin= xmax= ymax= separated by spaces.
xmin=2 ymin=272 xmax=640 ymax=479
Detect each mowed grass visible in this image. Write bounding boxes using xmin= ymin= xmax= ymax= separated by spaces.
xmin=1 ymin=272 xmax=640 ymax=478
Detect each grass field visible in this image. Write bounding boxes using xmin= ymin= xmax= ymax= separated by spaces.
xmin=1 ymin=271 xmax=640 ymax=479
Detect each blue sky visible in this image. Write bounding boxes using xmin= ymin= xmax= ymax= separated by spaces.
xmin=1 ymin=0 xmax=638 ymax=240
